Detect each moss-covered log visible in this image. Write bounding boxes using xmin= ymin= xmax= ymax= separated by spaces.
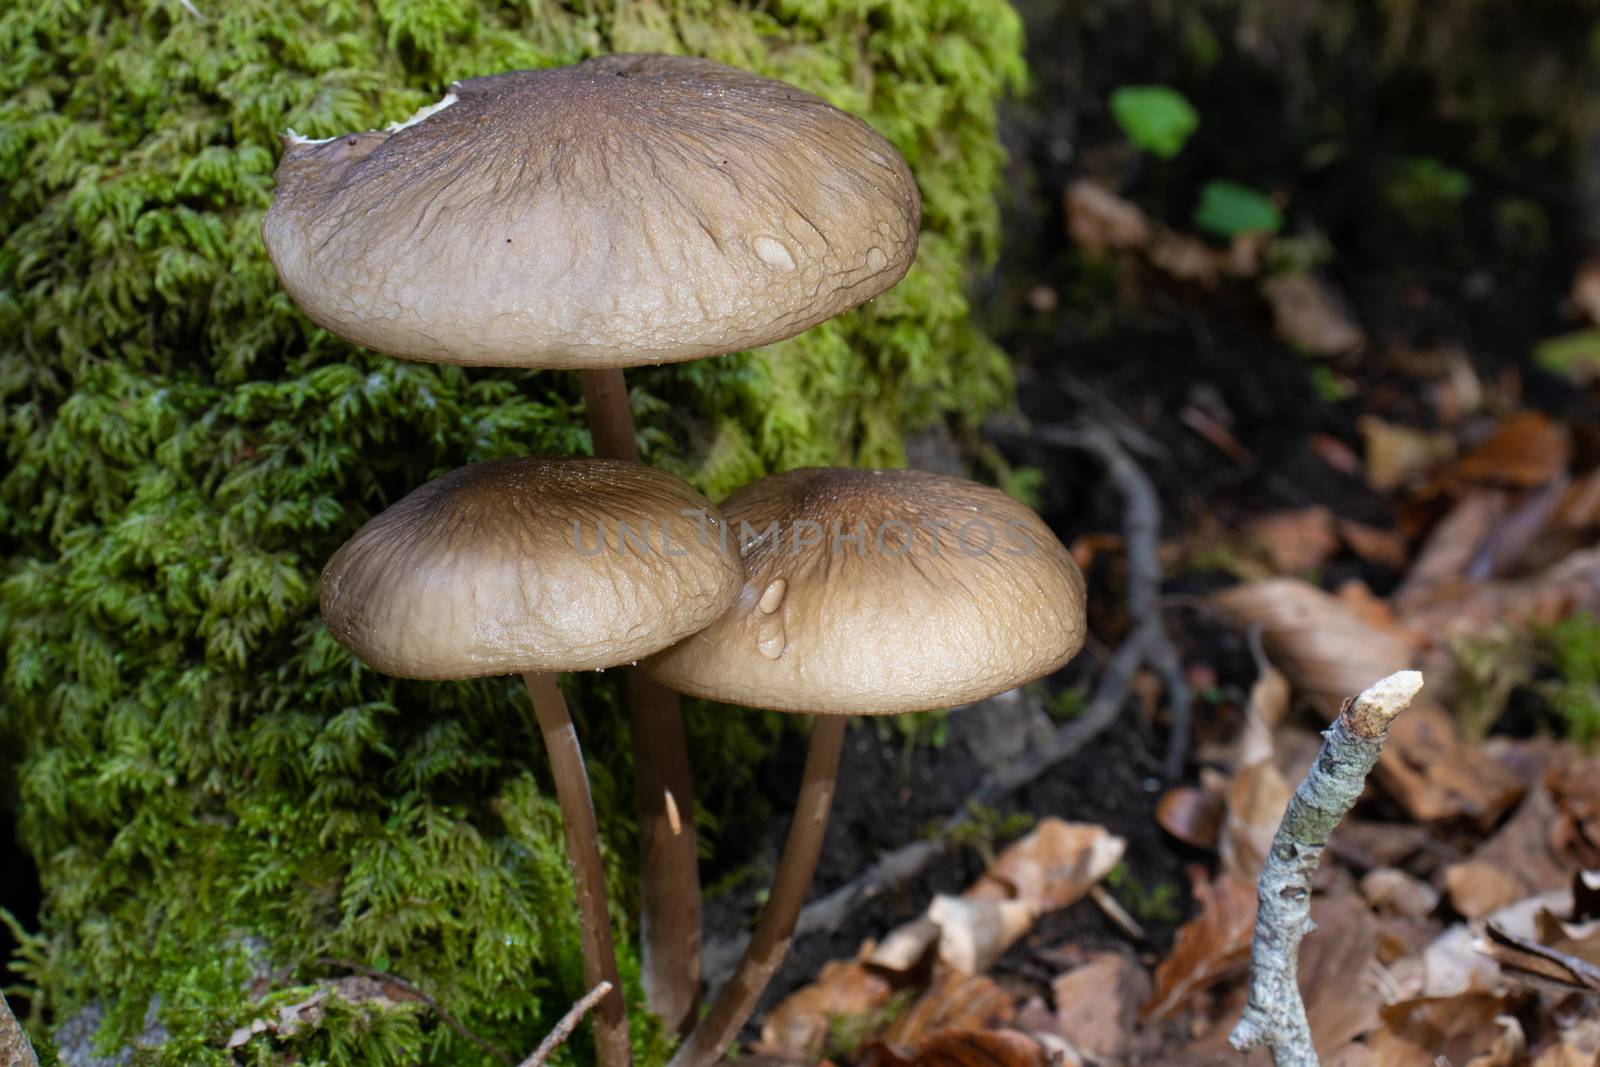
xmin=0 ymin=1 xmax=1024 ymax=1062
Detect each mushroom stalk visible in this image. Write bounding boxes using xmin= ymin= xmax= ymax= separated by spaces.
xmin=669 ymin=714 xmax=848 ymax=1067
xmin=522 ymin=671 xmax=632 ymax=1067
xmin=581 ymin=366 xmax=705 ymax=1034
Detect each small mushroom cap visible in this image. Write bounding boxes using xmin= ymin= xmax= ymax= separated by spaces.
xmin=321 ymin=457 xmax=742 ymax=679
xmin=643 ymin=468 xmax=1087 ymax=714
xmin=263 ymin=54 xmax=920 ymax=369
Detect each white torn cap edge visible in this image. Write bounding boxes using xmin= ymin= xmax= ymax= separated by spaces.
xmin=282 ymin=86 xmax=460 ymax=147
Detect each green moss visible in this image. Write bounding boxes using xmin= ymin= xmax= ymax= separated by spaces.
xmin=0 ymin=0 xmax=1025 ymax=1062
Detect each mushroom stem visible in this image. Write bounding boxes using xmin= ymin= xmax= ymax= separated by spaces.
xmin=581 ymin=368 xmax=642 ymax=462
xmin=669 ymin=714 xmax=848 ymax=1067
xmin=581 ymin=366 xmax=705 ymax=1034
xmin=522 ymin=671 xmax=632 ymax=1067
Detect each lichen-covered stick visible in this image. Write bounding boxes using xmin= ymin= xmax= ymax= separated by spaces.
xmin=1229 ymin=669 xmax=1425 ymax=1067
xmin=1 ymin=990 xmax=41 ymax=1067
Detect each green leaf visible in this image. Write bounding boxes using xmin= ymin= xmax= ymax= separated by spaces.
xmin=1109 ymin=85 xmax=1199 ymax=160
xmin=1534 ymin=330 xmax=1600 ymax=383
xmin=1193 ymin=180 xmax=1284 ymax=238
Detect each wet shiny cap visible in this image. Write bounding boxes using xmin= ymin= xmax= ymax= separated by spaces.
xmin=263 ymin=54 xmax=920 ymax=369
xmin=643 ymin=468 xmax=1087 ymax=714
xmin=321 ymin=457 xmax=742 ymax=679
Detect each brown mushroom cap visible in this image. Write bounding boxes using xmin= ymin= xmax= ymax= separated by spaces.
xmin=643 ymin=468 xmax=1087 ymax=714
xmin=262 ymin=54 xmax=920 ymax=369
xmin=321 ymin=457 xmax=742 ymax=679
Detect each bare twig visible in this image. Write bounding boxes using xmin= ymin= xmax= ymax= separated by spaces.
xmin=1229 ymin=670 xmax=1425 ymax=1066
xmin=518 ymin=981 xmax=615 ymax=1067
xmin=1034 ymin=422 xmax=1192 ymax=782
xmin=0 ymin=991 xmax=41 ymax=1067
xmin=318 ymin=958 xmax=515 ymax=1064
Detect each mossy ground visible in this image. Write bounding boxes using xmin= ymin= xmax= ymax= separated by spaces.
xmin=0 ymin=1 xmax=1025 ymax=1062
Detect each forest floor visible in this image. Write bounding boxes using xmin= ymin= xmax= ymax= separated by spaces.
xmin=708 ymin=4 xmax=1600 ymax=1066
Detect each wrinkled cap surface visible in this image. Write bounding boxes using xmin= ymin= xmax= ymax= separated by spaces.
xmin=263 ymin=54 xmax=921 ymax=368
xmin=321 ymin=457 xmax=742 ymax=678
xmin=644 ymin=468 xmax=1087 ymax=714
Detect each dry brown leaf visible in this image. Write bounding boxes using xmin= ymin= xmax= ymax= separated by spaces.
xmin=1359 ymin=416 xmax=1455 ymax=492
xmin=870 ymin=918 xmax=941 ymax=975
xmin=1142 ymin=869 xmax=1257 ymax=1020
xmin=1219 ymin=758 xmax=1292 ymax=882
xmin=1446 ymin=790 xmax=1568 ymax=921
xmin=1454 ymin=411 xmax=1571 ymax=488
xmin=759 ymin=951 xmax=895 ymax=1060
xmin=1064 ymin=180 xmax=1151 ymax=254
xmin=1399 ymin=545 xmax=1600 ymax=659
xmin=1262 ymin=274 xmax=1366 ymax=355
xmin=973 ymin=819 xmax=1127 ymax=914
xmin=1337 ymin=519 xmax=1411 ymax=570
xmin=1211 ymin=579 xmax=1520 ymax=823
xmin=1246 ymin=507 xmax=1342 ymax=573
xmin=1312 ymin=432 xmax=1365 ymax=477
xmin=1360 ymin=868 xmax=1441 ymax=919
xmin=1369 ymin=994 xmax=1517 ymax=1067
xmin=1442 ymin=785 xmax=1574 ymax=919
xmin=1156 ymin=787 xmax=1224 ymax=850
xmin=882 ymin=970 xmax=1014 ymax=1049
xmin=861 ymin=1030 xmax=1050 ymax=1067
xmin=1531 ymin=1014 xmax=1600 ymax=1066
xmin=1149 ymin=230 xmax=1223 ymax=287
xmin=928 ymin=896 xmax=1037 ymax=975
xmin=1301 ymin=895 xmax=1384 ymax=1055
xmin=1051 ymin=951 xmax=1149 ymax=1059
xmin=1548 ymin=751 xmax=1600 ymax=870
xmin=1462 ymin=1016 xmax=1527 ymax=1067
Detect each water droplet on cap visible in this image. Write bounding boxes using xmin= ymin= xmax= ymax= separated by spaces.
xmin=757 ymin=577 xmax=787 ymax=615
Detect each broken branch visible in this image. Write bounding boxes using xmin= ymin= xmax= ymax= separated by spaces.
xmin=1229 ymin=669 xmax=1425 ymax=1066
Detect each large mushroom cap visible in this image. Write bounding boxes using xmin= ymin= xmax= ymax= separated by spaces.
xmin=321 ymin=457 xmax=742 ymax=679
xmin=263 ymin=54 xmax=921 ymax=369
xmin=643 ymin=468 xmax=1087 ymax=714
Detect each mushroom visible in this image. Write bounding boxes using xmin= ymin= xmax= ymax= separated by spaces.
xmin=263 ymin=53 xmax=921 ymax=1027
xmin=320 ymin=457 xmax=742 ymax=1067
xmin=644 ymin=468 xmax=1088 ymax=1067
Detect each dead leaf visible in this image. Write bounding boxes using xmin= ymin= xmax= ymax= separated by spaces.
xmin=861 ymin=1030 xmax=1050 ymax=1067
xmin=760 ymin=951 xmax=895 ymax=1060
xmin=1369 ymin=994 xmax=1518 ymax=1067
xmin=1065 ymin=180 xmax=1151 ymax=254
xmin=1548 ymin=752 xmax=1600 ymax=869
xmin=1301 ymin=895 xmax=1384 ymax=1055
xmin=1263 ymin=274 xmax=1366 ymax=355
xmin=1361 ymin=868 xmax=1441 ymax=919
xmin=1219 ymin=759 xmax=1292 ymax=882
xmin=1312 ymin=432 xmax=1365 ymax=477
xmin=1247 ymin=507 xmax=1342 ymax=573
xmin=973 ymin=819 xmax=1127 ymax=914
xmin=1149 ymin=231 xmax=1223 ymax=287
xmin=1359 ymin=416 xmax=1455 ymax=492
xmin=1142 ymin=869 xmax=1257 ymax=1020
xmin=1051 ymin=952 xmax=1149 ymax=1059
xmin=883 ymin=971 xmax=1014 ymax=1048
xmin=1453 ymin=411 xmax=1571 ymax=488
xmin=1337 ymin=519 xmax=1410 ymax=570
xmin=928 ymin=896 xmax=1037 ymax=975
xmin=1441 ymin=785 xmax=1572 ymax=925
xmin=1211 ymin=579 xmax=1520 ymax=823
xmin=1530 ymin=1014 xmax=1600 ymax=1066
xmin=1156 ymin=787 xmax=1224 ymax=850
